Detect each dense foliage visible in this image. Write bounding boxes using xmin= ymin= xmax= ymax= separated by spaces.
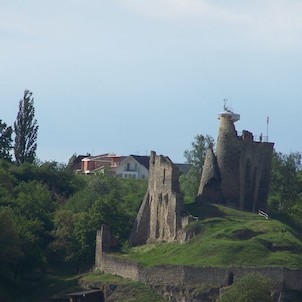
xmin=0 ymin=120 xmax=13 ymax=161
xmin=268 ymin=150 xmax=302 ymax=230
xmin=0 ymin=159 xmax=146 ymax=281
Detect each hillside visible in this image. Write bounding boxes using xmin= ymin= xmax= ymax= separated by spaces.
xmin=122 ymin=203 xmax=302 ymax=269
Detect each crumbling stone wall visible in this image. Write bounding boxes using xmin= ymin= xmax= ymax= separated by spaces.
xmin=198 ymin=115 xmax=274 ymax=211
xmin=95 ymin=251 xmax=302 ymax=292
xmin=129 ymin=151 xmax=188 ymax=246
xmin=95 ymin=225 xmax=118 ymax=269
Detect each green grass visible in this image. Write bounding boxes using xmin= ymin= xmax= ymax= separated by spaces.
xmin=121 ymin=203 xmax=302 ymax=269
xmin=81 ymin=271 xmax=166 ymax=302
xmin=82 ymin=271 xmax=131 ymax=284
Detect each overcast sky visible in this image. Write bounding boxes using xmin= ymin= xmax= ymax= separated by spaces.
xmin=1 ymin=0 xmax=302 ymax=163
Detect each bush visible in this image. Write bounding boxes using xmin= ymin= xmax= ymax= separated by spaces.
xmin=219 ymin=273 xmax=272 ymax=302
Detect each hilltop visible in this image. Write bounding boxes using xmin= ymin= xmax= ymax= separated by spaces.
xmin=121 ymin=203 xmax=302 ymax=269
xmin=89 ymin=202 xmax=302 ymax=301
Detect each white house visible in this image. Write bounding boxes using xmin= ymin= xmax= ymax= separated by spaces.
xmin=115 ymin=155 xmax=149 ymax=179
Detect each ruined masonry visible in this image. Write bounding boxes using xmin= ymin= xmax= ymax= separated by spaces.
xmin=96 ymin=106 xmax=275 ymax=259
xmin=129 ymin=151 xmax=192 ymax=246
xmin=93 ymin=107 xmax=283 ymax=299
xmin=197 ymin=107 xmax=274 ymax=211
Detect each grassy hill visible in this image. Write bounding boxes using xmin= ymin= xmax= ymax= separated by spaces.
xmin=122 ymin=203 xmax=302 ymax=269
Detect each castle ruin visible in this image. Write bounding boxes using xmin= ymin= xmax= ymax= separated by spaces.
xmin=93 ymin=107 xmax=283 ymax=300
xmin=129 ymin=151 xmax=191 ymax=246
xmin=96 ymin=106 xmax=274 ymax=255
xmin=197 ymin=107 xmax=274 ymax=211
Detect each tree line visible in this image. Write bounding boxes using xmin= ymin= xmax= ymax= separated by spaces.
xmin=1 ymin=93 xmax=302 ymax=296
xmin=0 ymin=91 xmax=147 ymax=287
xmin=0 ymin=160 xmax=147 ymax=282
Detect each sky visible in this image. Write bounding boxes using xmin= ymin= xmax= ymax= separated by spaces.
xmin=1 ymin=0 xmax=302 ymax=164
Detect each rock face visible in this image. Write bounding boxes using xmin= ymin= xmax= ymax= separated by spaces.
xmin=198 ymin=114 xmax=274 ymax=211
xmin=129 ymin=151 xmax=189 ymax=246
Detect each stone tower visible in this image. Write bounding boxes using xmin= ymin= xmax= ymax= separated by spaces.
xmin=198 ymin=107 xmax=274 ymax=211
xmin=95 ymin=225 xmax=111 ymax=269
xmin=197 ymin=145 xmax=223 ymax=203
xmin=129 ymin=151 xmax=189 ymax=246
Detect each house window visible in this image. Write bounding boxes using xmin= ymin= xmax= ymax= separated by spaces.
xmin=127 ymin=163 xmax=130 ymax=171
xmin=135 ymin=163 xmax=137 ymax=171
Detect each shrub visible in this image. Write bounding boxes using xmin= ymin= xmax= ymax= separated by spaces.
xmin=219 ymin=273 xmax=272 ymax=302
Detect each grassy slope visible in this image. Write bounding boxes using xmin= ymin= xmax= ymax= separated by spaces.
xmin=81 ymin=272 xmax=166 ymax=302
xmin=122 ymin=203 xmax=302 ymax=269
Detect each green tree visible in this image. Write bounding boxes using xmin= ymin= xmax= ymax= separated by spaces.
xmin=49 ymin=210 xmax=81 ymax=268
xmin=0 ymin=160 xmax=15 ymax=206
xmin=0 ymin=120 xmax=13 ymax=161
xmin=0 ymin=207 xmax=22 ymax=276
xmin=268 ymin=151 xmax=302 ymax=212
xmin=14 ymin=89 xmax=38 ymax=164
xmin=181 ymin=134 xmax=214 ymax=203
xmin=13 ymin=181 xmax=55 ymax=275
xmin=184 ymin=134 xmax=214 ymax=172
xmin=58 ymin=174 xmax=147 ymax=269
xmin=122 ymin=178 xmax=148 ymax=220
xmin=219 ymin=273 xmax=272 ymax=302
xmin=9 ymin=160 xmax=84 ymax=203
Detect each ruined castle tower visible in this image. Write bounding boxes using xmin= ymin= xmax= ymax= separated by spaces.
xmin=197 ymin=145 xmax=224 ymax=203
xmin=95 ymin=225 xmax=111 ymax=269
xmin=198 ymin=107 xmax=274 ymax=211
xmin=129 ymin=151 xmax=188 ymax=246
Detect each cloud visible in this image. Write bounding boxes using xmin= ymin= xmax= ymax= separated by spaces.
xmin=119 ymin=0 xmax=236 ymax=20
xmin=119 ymin=0 xmax=302 ymax=51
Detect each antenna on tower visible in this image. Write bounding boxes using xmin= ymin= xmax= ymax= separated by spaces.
xmin=218 ymin=99 xmax=240 ymax=122
xmin=266 ymin=116 xmax=269 ymax=140
xmin=223 ymin=98 xmax=228 ymax=111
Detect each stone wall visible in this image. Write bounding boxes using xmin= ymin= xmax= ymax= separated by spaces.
xmin=100 ymin=254 xmax=141 ymax=281
xmin=95 ymin=252 xmax=302 ymax=291
xmin=129 ymin=151 xmax=189 ymax=246
xmin=95 ymin=225 xmax=118 ymax=269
